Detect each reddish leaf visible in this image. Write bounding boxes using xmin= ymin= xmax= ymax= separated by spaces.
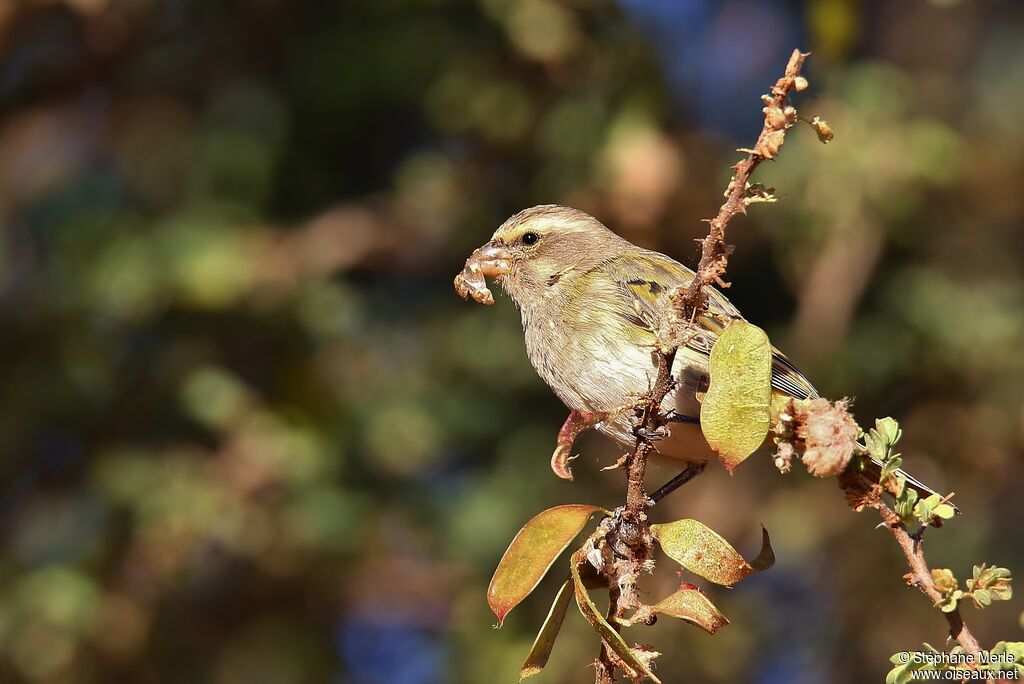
xmin=652 ymin=521 xmax=774 ymax=586
xmin=652 ymin=583 xmax=728 ymax=634
xmin=488 ymin=504 xmax=603 ymax=625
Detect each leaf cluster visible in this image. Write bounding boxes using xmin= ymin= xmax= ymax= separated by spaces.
xmin=887 ymin=642 xmax=1024 ymax=684
xmin=864 ymin=417 xmax=956 ymax=526
xmin=931 ymin=564 xmax=1013 ymax=614
xmin=488 ymin=506 xmax=774 ymax=681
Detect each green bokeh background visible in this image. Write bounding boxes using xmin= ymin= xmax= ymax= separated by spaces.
xmin=0 ymin=1 xmax=1021 ymax=682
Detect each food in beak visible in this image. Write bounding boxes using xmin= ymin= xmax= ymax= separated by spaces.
xmin=454 ymin=243 xmax=511 ymax=306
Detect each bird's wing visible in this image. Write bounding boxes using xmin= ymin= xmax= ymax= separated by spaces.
xmin=602 ymin=249 xmax=818 ymax=400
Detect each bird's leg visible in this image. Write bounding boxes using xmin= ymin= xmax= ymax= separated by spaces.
xmin=649 ymin=462 xmax=707 ymax=504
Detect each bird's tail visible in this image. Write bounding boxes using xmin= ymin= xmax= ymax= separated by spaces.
xmin=860 ymin=457 xmax=960 ymax=514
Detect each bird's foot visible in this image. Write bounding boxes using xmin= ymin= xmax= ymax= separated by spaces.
xmin=632 ymin=411 xmax=698 ymax=443
xmin=633 ymin=423 xmax=671 ymax=442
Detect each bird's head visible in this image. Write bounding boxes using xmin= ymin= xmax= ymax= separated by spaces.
xmin=455 ymin=205 xmax=627 ymax=308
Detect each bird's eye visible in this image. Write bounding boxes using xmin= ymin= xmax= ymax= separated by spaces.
xmin=521 ymin=232 xmax=539 ymax=246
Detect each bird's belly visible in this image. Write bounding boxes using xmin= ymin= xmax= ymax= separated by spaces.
xmin=524 ymin=313 xmax=716 ymax=462
xmin=537 ymin=335 xmax=657 ymax=413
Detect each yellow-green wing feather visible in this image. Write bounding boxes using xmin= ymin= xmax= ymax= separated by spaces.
xmin=599 ymin=250 xmax=818 ymax=400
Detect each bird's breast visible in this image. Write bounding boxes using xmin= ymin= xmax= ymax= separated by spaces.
xmin=521 ymin=304 xmax=659 ymax=413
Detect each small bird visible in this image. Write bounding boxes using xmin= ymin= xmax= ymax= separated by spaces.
xmin=456 ymin=204 xmax=941 ymax=499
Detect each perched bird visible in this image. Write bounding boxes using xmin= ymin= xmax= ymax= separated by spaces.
xmin=456 ymin=204 xmax=941 ymax=499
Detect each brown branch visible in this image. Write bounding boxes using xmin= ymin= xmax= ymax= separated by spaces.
xmin=677 ymin=48 xmax=809 ymax=322
xmin=876 ymin=501 xmax=982 ymax=657
xmin=590 ymin=50 xmax=811 ymax=684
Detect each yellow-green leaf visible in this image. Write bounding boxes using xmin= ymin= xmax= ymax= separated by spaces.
xmin=931 ymin=568 xmax=958 ymax=594
xmin=700 ymin=321 xmax=773 ymax=472
xmin=488 ymin=504 xmax=603 ymax=625
xmin=570 ymin=553 xmax=661 ymax=684
xmin=652 ymin=583 xmax=728 ymax=634
xmin=519 ymin=579 xmax=574 ymax=680
xmin=651 ymin=521 xmax=774 ymax=586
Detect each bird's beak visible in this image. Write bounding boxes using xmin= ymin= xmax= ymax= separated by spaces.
xmin=454 ymin=241 xmax=512 ymax=306
xmin=473 ymin=241 xmax=512 ymax=277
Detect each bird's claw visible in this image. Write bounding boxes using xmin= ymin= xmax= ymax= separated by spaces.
xmin=633 ymin=423 xmax=671 ymax=442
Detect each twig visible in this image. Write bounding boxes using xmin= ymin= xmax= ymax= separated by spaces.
xmin=876 ymin=501 xmax=982 ymax=657
xmin=676 ymin=49 xmax=808 ymax=321
xmin=591 ymin=50 xmax=810 ymax=684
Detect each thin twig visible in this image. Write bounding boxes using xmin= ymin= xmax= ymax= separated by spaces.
xmin=876 ymin=502 xmax=982 ymax=657
xmin=676 ymin=49 xmax=809 ymax=321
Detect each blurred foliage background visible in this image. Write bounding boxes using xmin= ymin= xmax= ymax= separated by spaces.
xmin=0 ymin=0 xmax=1021 ymax=682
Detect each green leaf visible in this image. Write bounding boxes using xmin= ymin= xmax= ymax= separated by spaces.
xmin=912 ymin=493 xmax=956 ymax=524
xmin=936 ymin=590 xmax=963 ymax=613
xmin=886 ymin=644 xmax=947 ymax=684
xmin=488 ymin=504 xmax=604 ymax=625
xmin=914 ymin=493 xmax=940 ymax=522
xmin=867 ymin=417 xmax=903 ymax=463
xmin=931 ymin=568 xmax=958 ymax=594
xmin=864 ymin=433 xmax=884 ymax=460
xmin=651 ymin=583 xmax=729 ymax=635
xmin=886 ymin=656 xmax=927 ymax=684
xmin=895 ymin=485 xmax=918 ymax=523
xmin=700 ymin=321 xmax=773 ymax=473
xmin=519 ymin=579 xmax=574 ymax=681
xmin=570 ymin=554 xmax=660 ymax=683
xmin=876 ymin=417 xmax=902 ymax=446
xmin=974 ymin=564 xmax=1012 ymax=587
xmin=991 ymin=584 xmax=1013 ymax=602
xmin=651 ymin=521 xmax=774 ymax=586
xmin=879 ymin=456 xmax=903 ymax=482
xmin=988 ymin=642 xmax=1024 ymax=674
xmin=966 ymin=564 xmax=1012 ymax=607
